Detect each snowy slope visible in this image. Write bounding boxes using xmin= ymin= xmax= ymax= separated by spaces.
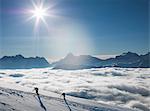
xmin=0 ymin=85 xmax=135 ymax=111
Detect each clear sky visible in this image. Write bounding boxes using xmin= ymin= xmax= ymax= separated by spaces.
xmin=0 ymin=0 xmax=149 ymax=61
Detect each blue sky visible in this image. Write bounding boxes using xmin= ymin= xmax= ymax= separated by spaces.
xmin=0 ymin=0 xmax=149 ymax=60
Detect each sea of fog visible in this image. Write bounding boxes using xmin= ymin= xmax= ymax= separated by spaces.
xmin=0 ymin=68 xmax=149 ymax=111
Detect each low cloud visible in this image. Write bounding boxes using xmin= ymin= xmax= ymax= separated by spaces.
xmin=108 ymin=85 xmax=150 ymax=97
xmin=0 ymin=67 xmax=149 ymax=111
xmin=9 ymin=74 xmax=24 ymax=78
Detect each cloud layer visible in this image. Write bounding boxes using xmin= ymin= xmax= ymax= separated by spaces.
xmin=0 ymin=68 xmax=149 ymax=111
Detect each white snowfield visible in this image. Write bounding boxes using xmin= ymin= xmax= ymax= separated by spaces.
xmin=0 ymin=68 xmax=149 ymax=111
xmin=0 ymin=84 xmax=134 ymax=111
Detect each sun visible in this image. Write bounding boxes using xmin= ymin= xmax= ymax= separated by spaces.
xmin=26 ymin=0 xmax=60 ymax=33
xmin=27 ymin=0 xmax=50 ymax=29
xmin=31 ymin=3 xmax=49 ymax=24
xmin=32 ymin=6 xmax=47 ymax=20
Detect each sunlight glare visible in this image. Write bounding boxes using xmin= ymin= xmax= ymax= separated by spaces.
xmin=32 ymin=7 xmax=47 ymax=20
xmin=27 ymin=0 xmax=50 ymax=30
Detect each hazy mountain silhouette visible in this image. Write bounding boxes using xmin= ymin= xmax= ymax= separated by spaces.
xmin=139 ymin=52 xmax=150 ymax=68
xmin=52 ymin=52 xmax=150 ymax=69
xmin=0 ymin=55 xmax=50 ymax=69
xmin=0 ymin=52 xmax=149 ymax=69
xmin=52 ymin=53 xmax=103 ymax=70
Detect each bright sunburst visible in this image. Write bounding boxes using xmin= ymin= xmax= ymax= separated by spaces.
xmin=32 ymin=6 xmax=47 ymax=20
xmin=27 ymin=0 xmax=50 ymax=30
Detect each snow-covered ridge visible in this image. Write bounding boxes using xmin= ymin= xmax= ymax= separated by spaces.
xmin=0 ymin=86 xmax=134 ymax=111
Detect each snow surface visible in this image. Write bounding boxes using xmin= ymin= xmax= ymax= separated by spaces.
xmin=0 ymin=68 xmax=149 ymax=111
xmin=0 ymin=86 xmax=135 ymax=111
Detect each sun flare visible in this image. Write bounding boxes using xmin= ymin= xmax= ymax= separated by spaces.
xmin=32 ymin=6 xmax=47 ymax=20
xmin=27 ymin=0 xmax=50 ymax=30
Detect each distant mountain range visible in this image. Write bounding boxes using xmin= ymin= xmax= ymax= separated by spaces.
xmin=0 ymin=52 xmax=149 ymax=69
xmin=0 ymin=55 xmax=49 ymax=69
xmin=52 ymin=52 xmax=150 ymax=70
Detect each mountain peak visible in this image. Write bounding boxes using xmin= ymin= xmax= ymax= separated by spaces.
xmin=117 ymin=52 xmax=139 ymax=59
xmin=66 ymin=53 xmax=74 ymax=58
xmin=15 ymin=54 xmax=24 ymax=58
xmin=121 ymin=52 xmax=138 ymax=56
xmin=0 ymin=55 xmax=50 ymax=69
